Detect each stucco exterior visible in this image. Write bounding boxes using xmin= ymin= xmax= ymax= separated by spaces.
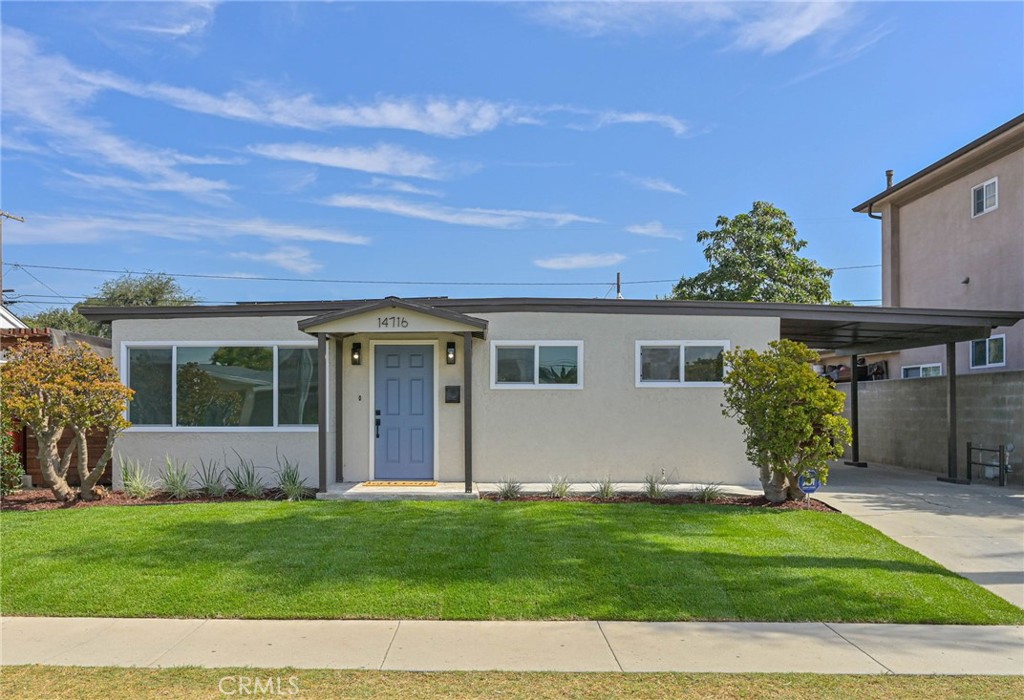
xmin=858 ymin=115 xmax=1024 ymax=377
xmin=110 ymin=308 xmax=777 ymax=489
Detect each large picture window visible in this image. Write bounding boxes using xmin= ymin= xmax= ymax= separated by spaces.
xmin=491 ymin=341 xmax=582 ymax=389
xmin=636 ymin=341 xmax=728 ymax=387
xmin=125 ymin=344 xmax=318 ymax=429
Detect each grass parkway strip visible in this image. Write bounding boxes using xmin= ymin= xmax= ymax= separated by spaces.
xmin=2 ymin=500 xmax=1022 ymax=623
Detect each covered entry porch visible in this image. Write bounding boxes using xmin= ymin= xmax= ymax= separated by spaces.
xmin=299 ymin=297 xmax=487 ymax=494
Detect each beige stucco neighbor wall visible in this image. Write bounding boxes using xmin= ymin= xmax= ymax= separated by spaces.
xmin=466 ymin=312 xmax=778 ymax=486
xmin=111 ymin=316 xmax=322 ymax=489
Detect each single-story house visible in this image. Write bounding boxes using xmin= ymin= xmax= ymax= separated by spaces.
xmin=80 ymin=297 xmax=1023 ymax=492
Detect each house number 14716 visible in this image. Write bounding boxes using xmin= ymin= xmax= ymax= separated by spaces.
xmin=377 ymin=316 xmax=409 ymax=328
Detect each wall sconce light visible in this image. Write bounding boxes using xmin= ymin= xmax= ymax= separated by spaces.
xmin=446 ymin=341 xmax=457 ymax=365
xmin=351 ymin=342 xmax=362 ymax=366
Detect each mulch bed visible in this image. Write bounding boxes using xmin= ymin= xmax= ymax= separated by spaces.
xmin=0 ymin=488 xmax=303 ymax=512
xmin=480 ymin=492 xmax=838 ymax=511
xmin=2 ymin=488 xmax=838 ymax=513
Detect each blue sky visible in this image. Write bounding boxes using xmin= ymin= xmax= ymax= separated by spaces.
xmin=2 ymin=1 xmax=1022 ymax=312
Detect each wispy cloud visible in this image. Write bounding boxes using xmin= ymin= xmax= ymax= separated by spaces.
xmin=249 ymin=142 xmax=445 ymax=180
xmin=617 ymin=172 xmax=685 ymax=195
xmin=322 ymin=194 xmax=600 ymax=229
xmin=1 ymin=28 xmax=232 ymax=198
xmin=625 ymin=221 xmax=684 ymax=240
xmin=9 ymin=213 xmax=369 ymax=247
xmin=594 ymin=111 xmax=687 ymax=137
xmin=232 ymin=246 xmax=323 ymax=274
xmin=530 ymin=1 xmax=858 ymax=55
xmin=117 ymin=2 xmax=217 ymax=39
xmin=365 ymin=177 xmax=444 ymax=197
xmin=534 ymin=253 xmax=626 ymax=270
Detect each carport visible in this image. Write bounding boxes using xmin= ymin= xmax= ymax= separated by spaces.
xmin=770 ymin=304 xmax=1024 ymax=482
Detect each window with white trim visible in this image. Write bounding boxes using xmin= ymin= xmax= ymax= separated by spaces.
xmin=125 ymin=344 xmax=318 ymax=428
xmin=491 ymin=341 xmax=582 ymax=389
xmin=972 ymin=177 xmax=998 ymax=217
xmin=901 ymin=363 xmax=942 ymax=379
xmin=636 ymin=341 xmax=728 ymax=387
xmin=970 ymin=335 xmax=1005 ymax=369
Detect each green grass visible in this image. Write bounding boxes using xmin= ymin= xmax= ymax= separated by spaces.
xmin=3 ymin=667 xmax=1023 ymax=700
xmin=2 ymin=501 xmax=1021 ymax=623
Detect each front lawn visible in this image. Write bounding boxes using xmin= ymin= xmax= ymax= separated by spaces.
xmin=4 ymin=668 xmax=1022 ymax=700
xmin=2 ymin=500 xmax=1021 ymax=623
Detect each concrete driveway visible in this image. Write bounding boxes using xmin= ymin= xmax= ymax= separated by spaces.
xmin=819 ymin=462 xmax=1024 ymax=609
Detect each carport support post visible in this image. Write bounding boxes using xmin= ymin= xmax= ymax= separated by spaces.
xmin=938 ymin=342 xmax=968 ymax=484
xmin=844 ymin=354 xmax=868 ymax=467
xmin=317 ymin=332 xmax=328 ymax=494
xmin=463 ymin=331 xmax=473 ymax=493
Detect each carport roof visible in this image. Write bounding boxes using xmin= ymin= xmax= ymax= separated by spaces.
xmin=80 ymin=298 xmax=1023 ymax=356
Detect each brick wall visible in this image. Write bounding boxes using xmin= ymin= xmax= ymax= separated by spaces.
xmin=838 ymin=370 xmax=1023 ymax=481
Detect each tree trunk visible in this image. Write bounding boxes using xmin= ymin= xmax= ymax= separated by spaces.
xmin=759 ymin=464 xmax=789 ymax=503
xmin=785 ymin=473 xmax=807 ymax=502
xmin=35 ymin=429 xmax=75 ymax=502
xmin=78 ymin=428 xmax=117 ymax=501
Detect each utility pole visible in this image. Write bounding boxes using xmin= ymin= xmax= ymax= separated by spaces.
xmin=615 ymin=271 xmax=623 ymax=299
xmin=0 ymin=210 xmax=26 ymax=306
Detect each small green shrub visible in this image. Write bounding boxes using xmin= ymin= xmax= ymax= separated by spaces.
xmin=591 ymin=476 xmax=618 ymax=501
xmin=226 ymin=451 xmax=266 ymax=499
xmin=692 ymin=482 xmax=725 ymax=503
xmin=196 ymin=458 xmax=227 ymax=498
xmin=495 ymin=477 xmax=523 ymax=500
xmin=547 ymin=474 xmax=571 ymax=499
xmin=160 ymin=457 xmax=193 ymax=500
xmin=643 ymin=472 xmax=667 ymax=500
xmin=0 ymin=420 xmax=25 ymax=497
xmin=275 ymin=452 xmax=309 ymax=501
xmin=121 ymin=456 xmax=157 ymax=500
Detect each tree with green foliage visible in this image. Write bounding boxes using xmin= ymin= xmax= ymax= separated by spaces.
xmin=0 ymin=341 xmax=133 ymax=501
xmin=671 ymin=201 xmax=835 ymax=304
xmin=21 ymin=273 xmax=198 ymax=338
xmin=0 ymin=416 xmax=25 ymax=497
xmin=721 ymin=339 xmax=851 ymax=503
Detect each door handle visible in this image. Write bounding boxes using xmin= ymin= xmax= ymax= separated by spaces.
xmin=375 ymin=417 xmax=381 ymax=438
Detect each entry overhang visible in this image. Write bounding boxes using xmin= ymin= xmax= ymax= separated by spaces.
xmin=298 ymin=296 xmax=488 ymax=337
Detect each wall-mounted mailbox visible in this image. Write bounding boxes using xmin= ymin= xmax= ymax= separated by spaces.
xmin=445 ymin=385 xmax=461 ymax=403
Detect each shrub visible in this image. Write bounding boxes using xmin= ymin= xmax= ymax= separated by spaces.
xmin=0 ymin=419 xmax=25 ymax=497
xmin=275 ymin=452 xmax=309 ymax=501
xmin=692 ymin=482 xmax=725 ymax=503
xmin=161 ymin=457 xmax=193 ymax=500
xmin=643 ymin=472 xmax=667 ymax=500
xmin=495 ymin=477 xmax=523 ymax=500
xmin=196 ymin=458 xmax=227 ymax=498
xmin=547 ymin=474 xmax=571 ymax=499
xmin=121 ymin=457 xmax=157 ymax=500
xmin=591 ymin=476 xmax=618 ymax=501
xmin=226 ymin=452 xmax=266 ymax=499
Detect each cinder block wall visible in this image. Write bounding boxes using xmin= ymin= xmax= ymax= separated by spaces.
xmin=837 ymin=371 xmax=1024 ymax=480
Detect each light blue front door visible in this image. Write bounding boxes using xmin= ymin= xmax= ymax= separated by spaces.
xmin=374 ymin=345 xmax=434 ymax=480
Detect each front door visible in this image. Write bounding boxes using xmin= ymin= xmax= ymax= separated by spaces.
xmin=374 ymin=345 xmax=434 ymax=480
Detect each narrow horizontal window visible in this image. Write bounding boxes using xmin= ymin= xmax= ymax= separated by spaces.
xmin=492 ymin=342 xmax=582 ymax=388
xmin=901 ymin=363 xmax=941 ymax=379
xmin=637 ymin=341 xmax=728 ymax=387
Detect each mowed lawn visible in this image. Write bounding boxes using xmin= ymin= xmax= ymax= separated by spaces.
xmin=2 ymin=500 xmax=1021 ymax=623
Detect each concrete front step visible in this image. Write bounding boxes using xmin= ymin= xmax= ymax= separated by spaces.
xmin=317 ymin=482 xmax=479 ymax=501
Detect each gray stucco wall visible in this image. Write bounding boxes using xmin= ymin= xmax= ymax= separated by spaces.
xmin=839 ymin=371 xmax=1024 ymax=479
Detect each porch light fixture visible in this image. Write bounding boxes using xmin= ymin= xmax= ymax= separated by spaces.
xmin=446 ymin=341 xmax=457 ymax=365
xmin=351 ymin=342 xmax=362 ymax=365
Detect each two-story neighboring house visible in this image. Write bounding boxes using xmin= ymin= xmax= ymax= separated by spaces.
xmin=853 ymin=113 xmax=1024 ymax=377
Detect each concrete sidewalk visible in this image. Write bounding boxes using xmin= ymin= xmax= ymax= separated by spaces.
xmin=2 ymin=617 xmax=1022 ymax=675
xmin=819 ymin=462 xmax=1024 ymax=608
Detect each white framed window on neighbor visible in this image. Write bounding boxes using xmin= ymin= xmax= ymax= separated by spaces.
xmin=490 ymin=341 xmax=583 ymax=389
xmin=970 ymin=335 xmax=1005 ymax=369
xmin=901 ymin=363 xmax=942 ymax=379
xmin=635 ymin=340 xmax=729 ymax=387
xmin=123 ymin=342 xmax=319 ymax=430
xmin=972 ymin=177 xmax=998 ymax=217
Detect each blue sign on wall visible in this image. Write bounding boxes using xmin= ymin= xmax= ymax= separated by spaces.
xmin=798 ymin=470 xmax=821 ymax=494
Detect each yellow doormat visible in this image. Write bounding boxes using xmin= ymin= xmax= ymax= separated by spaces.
xmin=361 ymin=481 xmax=438 ymax=487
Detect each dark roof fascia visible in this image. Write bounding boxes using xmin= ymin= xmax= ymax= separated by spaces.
xmin=297 ymin=297 xmax=488 ymax=331
xmin=853 ymin=113 xmax=1024 ymax=213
